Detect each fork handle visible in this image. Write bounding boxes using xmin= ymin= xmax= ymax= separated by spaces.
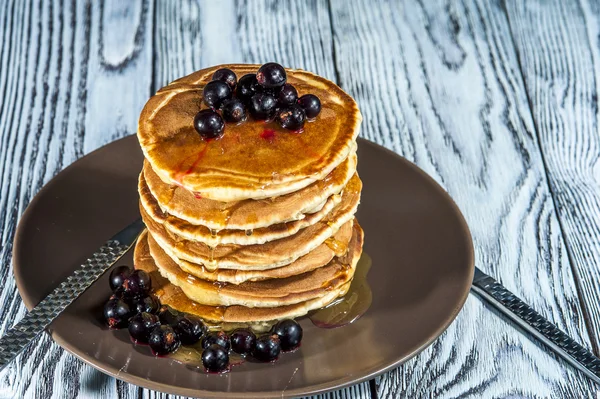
xmin=471 ymin=267 xmax=600 ymax=385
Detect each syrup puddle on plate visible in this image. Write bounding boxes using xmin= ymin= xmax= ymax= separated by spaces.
xmin=309 ymin=253 xmax=372 ymax=328
xmin=168 ymin=342 xmax=245 ymax=373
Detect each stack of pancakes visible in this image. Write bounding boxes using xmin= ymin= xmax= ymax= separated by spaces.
xmin=134 ymin=65 xmax=363 ymax=331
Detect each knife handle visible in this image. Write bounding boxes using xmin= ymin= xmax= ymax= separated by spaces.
xmin=472 ymin=268 xmax=600 ymax=385
xmin=0 ymin=240 xmax=130 ymax=370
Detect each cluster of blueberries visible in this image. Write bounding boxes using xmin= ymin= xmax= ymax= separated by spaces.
xmin=194 ymin=62 xmax=322 ymax=139
xmin=103 ymin=265 xmax=303 ymax=373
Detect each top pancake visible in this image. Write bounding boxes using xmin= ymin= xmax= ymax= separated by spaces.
xmin=137 ymin=64 xmax=362 ymax=201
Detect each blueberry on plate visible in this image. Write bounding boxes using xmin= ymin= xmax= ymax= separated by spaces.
xmin=212 ymin=68 xmax=237 ymax=90
xmin=128 ymin=312 xmax=160 ymax=344
xmin=203 ymin=80 xmax=232 ymax=109
xmin=236 ymin=74 xmax=259 ymax=102
xmin=158 ymin=305 xmax=183 ymax=326
xmin=248 ymin=93 xmax=277 ymax=120
xmin=272 ymin=319 xmax=303 ymax=351
xmin=202 ymin=344 xmax=229 ymax=373
xmin=276 ymin=105 xmax=306 ymax=131
xmin=194 ymin=109 xmax=225 ymax=140
xmin=252 ymin=334 xmax=281 ymax=362
xmin=230 ymin=328 xmax=256 ymax=356
xmin=256 ymin=62 xmax=286 ymax=89
xmin=103 ymin=297 xmax=132 ymax=329
xmin=201 ymin=331 xmax=231 ymax=351
xmin=131 ymin=295 xmax=160 ymax=315
xmin=148 ymin=325 xmax=181 ymax=356
xmin=109 ymin=265 xmax=133 ymax=293
xmin=121 ymin=270 xmax=152 ymax=299
xmin=221 ymin=98 xmax=247 ymax=123
xmin=277 ymin=84 xmax=298 ymax=106
xmin=298 ymin=94 xmax=321 ymax=119
xmin=174 ymin=315 xmax=206 ymax=345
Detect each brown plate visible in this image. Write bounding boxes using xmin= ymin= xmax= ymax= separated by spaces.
xmin=12 ymin=136 xmax=474 ymax=398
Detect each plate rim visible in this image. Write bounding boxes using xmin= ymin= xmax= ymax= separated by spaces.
xmin=12 ymin=136 xmax=475 ymax=398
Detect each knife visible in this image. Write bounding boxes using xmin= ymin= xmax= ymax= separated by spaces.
xmin=0 ymin=218 xmax=145 ymax=371
xmin=471 ymin=267 xmax=600 ymax=385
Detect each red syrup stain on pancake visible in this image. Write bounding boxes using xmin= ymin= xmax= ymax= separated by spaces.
xmin=261 ymin=127 xmax=323 ymax=162
xmin=174 ymin=140 xmax=213 ymax=183
xmin=184 ymin=140 xmax=211 ymax=175
xmin=260 ymin=128 xmax=276 ymax=142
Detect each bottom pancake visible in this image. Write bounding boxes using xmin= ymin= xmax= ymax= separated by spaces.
xmin=134 ymin=228 xmax=364 ymax=331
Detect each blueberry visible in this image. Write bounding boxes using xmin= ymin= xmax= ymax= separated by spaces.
xmin=194 ymin=109 xmax=224 ymax=140
xmin=248 ymin=93 xmax=277 ymax=120
xmin=103 ymin=297 xmax=132 ymax=329
xmin=252 ymin=334 xmax=281 ymax=362
xmin=174 ymin=315 xmax=206 ymax=345
xmin=131 ymin=295 xmax=160 ymax=314
xmin=221 ymin=98 xmax=247 ymax=123
xmin=298 ymin=94 xmax=321 ymax=119
xmin=201 ymin=331 xmax=230 ymax=351
xmin=272 ymin=319 xmax=303 ymax=351
xmin=203 ymin=80 xmax=232 ymax=109
xmin=121 ymin=270 xmax=152 ymax=299
xmin=276 ymin=105 xmax=306 ymax=131
xmin=202 ymin=344 xmax=229 ymax=373
xmin=158 ymin=305 xmax=183 ymax=326
xmin=148 ymin=325 xmax=181 ymax=356
xmin=277 ymin=84 xmax=298 ymax=106
xmin=256 ymin=62 xmax=286 ymax=89
xmin=128 ymin=312 xmax=160 ymax=344
xmin=236 ymin=74 xmax=259 ymax=102
xmin=230 ymin=329 xmax=256 ymax=356
xmin=212 ymin=68 xmax=237 ymax=90
xmin=109 ymin=265 xmax=133 ymax=293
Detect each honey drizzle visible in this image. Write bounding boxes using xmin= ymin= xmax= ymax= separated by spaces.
xmin=168 ymin=342 xmax=245 ymax=372
xmin=324 ymin=237 xmax=348 ymax=256
xmin=309 ymin=253 xmax=372 ymax=329
xmin=209 ymin=246 xmax=215 ymax=263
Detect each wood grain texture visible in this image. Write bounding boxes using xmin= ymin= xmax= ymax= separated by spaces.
xmin=0 ymin=0 xmax=152 ymax=398
xmin=505 ymin=0 xmax=600 ymax=357
xmin=1 ymin=0 xmax=600 ymax=398
xmin=328 ymin=0 xmax=598 ymax=397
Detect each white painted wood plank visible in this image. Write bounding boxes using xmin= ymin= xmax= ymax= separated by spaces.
xmin=506 ymin=0 xmax=600 ymax=356
xmin=0 ymin=0 xmax=153 ymax=398
xmin=153 ymin=0 xmax=337 ymax=88
xmin=151 ymin=1 xmax=371 ymax=397
xmin=329 ymin=0 xmax=597 ymax=397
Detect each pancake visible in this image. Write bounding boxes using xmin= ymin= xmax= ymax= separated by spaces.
xmin=147 ymin=222 xmax=362 ymax=307
xmin=150 ymin=219 xmax=353 ymax=284
xmin=140 ymin=171 xmax=343 ymax=246
xmin=143 ymin=152 xmax=357 ymax=230
xmin=134 ymin=230 xmax=360 ymax=332
xmin=137 ymin=64 xmax=362 ymax=201
xmin=142 ymin=174 xmax=362 ymax=270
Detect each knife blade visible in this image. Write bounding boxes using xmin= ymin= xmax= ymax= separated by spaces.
xmin=0 ymin=218 xmax=145 ymax=371
xmin=471 ymin=267 xmax=600 ymax=385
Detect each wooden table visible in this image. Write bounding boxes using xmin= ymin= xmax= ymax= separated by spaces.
xmin=1 ymin=0 xmax=599 ymax=397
